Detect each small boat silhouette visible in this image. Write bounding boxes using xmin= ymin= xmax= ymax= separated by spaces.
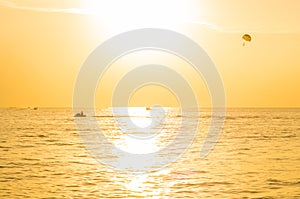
xmin=74 ymin=111 xmax=86 ymax=117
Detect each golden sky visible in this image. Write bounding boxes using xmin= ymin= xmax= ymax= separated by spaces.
xmin=0 ymin=0 xmax=299 ymax=107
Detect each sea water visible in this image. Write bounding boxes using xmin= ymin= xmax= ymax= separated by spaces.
xmin=0 ymin=108 xmax=299 ymax=198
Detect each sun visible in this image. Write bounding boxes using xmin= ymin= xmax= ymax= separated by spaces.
xmin=86 ymin=0 xmax=196 ymax=32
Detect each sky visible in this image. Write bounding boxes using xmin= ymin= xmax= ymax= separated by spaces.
xmin=0 ymin=0 xmax=299 ymax=108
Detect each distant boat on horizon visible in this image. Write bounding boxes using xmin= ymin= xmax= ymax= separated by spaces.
xmin=74 ymin=111 xmax=86 ymax=117
xmin=146 ymin=107 xmax=151 ymax=111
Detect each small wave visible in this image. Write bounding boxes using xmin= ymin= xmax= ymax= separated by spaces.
xmin=13 ymin=145 xmax=35 ymax=148
xmin=241 ymin=190 xmax=263 ymax=194
xmin=252 ymin=196 xmax=276 ymax=199
xmin=52 ymin=172 xmax=65 ymax=176
xmin=19 ymin=135 xmax=36 ymax=138
xmin=45 ymin=139 xmax=59 ymax=143
xmin=16 ymin=127 xmax=35 ymax=130
xmin=20 ymin=158 xmax=40 ymax=161
xmin=61 ymin=128 xmax=77 ymax=132
xmin=225 ymin=115 xmax=262 ymax=120
xmin=0 ymin=146 xmax=10 ymax=149
xmin=47 ymin=142 xmax=74 ymax=146
xmin=93 ymin=115 xmax=114 ymax=118
xmin=266 ymin=178 xmax=300 ymax=187
xmin=37 ymin=134 xmax=47 ymax=138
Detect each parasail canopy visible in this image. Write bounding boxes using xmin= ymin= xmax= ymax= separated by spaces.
xmin=242 ymin=34 xmax=252 ymax=46
xmin=242 ymin=34 xmax=251 ymax=42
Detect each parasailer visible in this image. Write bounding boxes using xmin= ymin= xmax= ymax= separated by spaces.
xmin=242 ymin=34 xmax=251 ymax=46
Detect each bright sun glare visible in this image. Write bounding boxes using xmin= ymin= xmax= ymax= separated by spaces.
xmin=87 ymin=0 xmax=195 ymax=31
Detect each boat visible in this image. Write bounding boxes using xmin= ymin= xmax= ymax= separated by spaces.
xmin=146 ymin=107 xmax=151 ymax=111
xmin=74 ymin=111 xmax=86 ymax=117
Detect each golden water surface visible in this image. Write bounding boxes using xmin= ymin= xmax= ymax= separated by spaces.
xmin=0 ymin=108 xmax=299 ymax=198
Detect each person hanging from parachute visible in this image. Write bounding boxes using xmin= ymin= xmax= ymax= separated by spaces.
xmin=242 ymin=34 xmax=251 ymax=46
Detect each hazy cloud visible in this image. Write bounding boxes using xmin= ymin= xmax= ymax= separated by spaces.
xmin=0 ymin=0 xmax=91 ymax=14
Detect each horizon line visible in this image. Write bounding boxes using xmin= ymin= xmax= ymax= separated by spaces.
xmin=1 ymin=106 xmax=300 ymax=109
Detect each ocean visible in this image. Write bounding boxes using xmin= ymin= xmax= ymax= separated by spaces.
xmin=0 ymin=108 xmax=299 ymax=198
